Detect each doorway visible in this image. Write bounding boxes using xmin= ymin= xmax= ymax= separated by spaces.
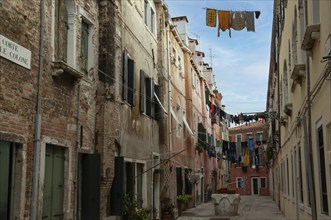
xmin=42 ymin=144 xmax=65 ymax=220
xmin=78 ymin=153 xmax=100 ymax=220
xmin=251 ymin=177 xmax=259 ymax=195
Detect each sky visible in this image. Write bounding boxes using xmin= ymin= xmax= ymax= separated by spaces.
xmin=165 ymin=0 xmax=274 ymax=116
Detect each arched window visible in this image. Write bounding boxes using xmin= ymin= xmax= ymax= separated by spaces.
xmin=283 ymin=60 xmax=288 ymax=104
xmin=292 ymin=7 xmax=298 ymax=65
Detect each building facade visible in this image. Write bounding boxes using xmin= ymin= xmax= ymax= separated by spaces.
xmin=267 ymin=0 xmax=331 ymax=219
xmin=0 ymin=1 xmax=228 ymax=220
xmin=228 ymin=120 xmax=269 ymax=196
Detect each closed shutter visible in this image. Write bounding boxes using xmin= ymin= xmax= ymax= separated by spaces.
xmin=123 ymin=50 xmax=128 ymax=100
xmin=108 ymin=157 xmax=124 ymax=215
xmin=51 ymin=147 xmax=65 ymax=219
xmin=42 ymin=145 xmax=64 ymax=220
xmin=140 ymin=70 xmax=146 ymax=113
xmin=127 ymin=59 xmax=135 ymax=106
xmin=81 ymin=153 xmax=100 ymax=220
xmin=126 ymin=162 xmax=135 ymax=196
xmin=146 ymin=77 xmax=152 ymax=117
xmin=198 ymin=123 xmax=206 ymax=146
xmin=154 ymin=84 xmax=160 ymax=120
xmin=176 ymin=167 xmax=183 ymax=195
xmin=0 ymin=141 xmax=11 ymax=220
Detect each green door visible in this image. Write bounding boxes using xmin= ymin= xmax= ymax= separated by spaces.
xmin=42 ymin=145 xmax=64 ymax=220
xmin=0 ymin=141 xmax=12 ymax=219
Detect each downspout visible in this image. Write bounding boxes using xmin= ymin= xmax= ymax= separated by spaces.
xmin=75 ymin=83 xmax=81 ymax=220
xmin=30 ymin=0 xmax=45 ymax=219
xmin=304 ymin=1 xmax=317 ymax=219
xmin=166 ymin=23 xmax=172 ymax=198
xmin=305 ymin=49 xmax=317 ymax=220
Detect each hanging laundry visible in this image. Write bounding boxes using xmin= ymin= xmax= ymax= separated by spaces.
xmin=231 ymin=11 xmax=246 ymax=31
xmin=246 ymin=11 xmax=255 ymax=32
xmin=218 ymin=10 xmax=231 ymax=37
xmin=206 ymin=8 xmax=217 ymax=27
xmin=255 ymin=11 xmax=261 ymax=19
xmin=226 ymin=114 xmax=231 ymax=127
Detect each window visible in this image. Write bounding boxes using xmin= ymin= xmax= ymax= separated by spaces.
xmin=236 ymin=177 xmax=244 ymax=188
xmin=176 ymin=167 xmax=183 ymax=195
xmin=291 ymin=153 xmax=294 ymax=198
xmin=260 ymin=177 xmax=266 ymax=188
xmin=81 ymin=20 xmax=89 ymax=72
xmin=246 ymin=133 xmax=253 ymax=141
xmin=176 ymin=105 xmax=182 ymax=137
xmin=298 ymin=146 xmax=304 ymax=203
xmin=236 ymin=134 xmax=242 ymax=142
xmin=281 ymin=161 xmax=286 ymax=195
xmin=255 ymin=132 xmax=263 ymax=142
xmin=292 ymin=8 xmax=298 ymax=66
xmin=136 ymin=163 xmax=144 ymax=208
xmin=144 ymin=0 xmax=148 ymax=25
xmin=185 ymin=169 xmax=192 ymax=195
xmin=317 ymin=125 xmax=328 ymax=214
xmin=283 ymin=60 xmax=288 ymax=104
xmin=171 ymin=48 xmax=176 ymax=64
xmin=178 ymin=56 xmax=182 ymax=76
xmin=124 ymin=161 xmax=146 ymax=208
xmin=123 ymin=50 xmax=135 ymax=106
xmin=139 ymin=70 xmax=160 ymax=119
xmin=150 ymin=8 xmax=155 ymax=34
xmin=53 ymin=0 xmax=68 ymax=62
xmin=143 ymin=0 xmax=156 ymax=34
xmin=312 ymin=0 xmax=320 ymax=24
xmin=286 ymin=157 xmax=289 ymax=195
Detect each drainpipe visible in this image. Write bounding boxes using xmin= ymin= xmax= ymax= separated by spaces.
xmin=75 ymin=83 xmax=81 ymax=220
xmin=305 ymin=53 xmax=317 ymax=220
xmin=166 ymin=23 xmax=172 ymax=199
xmin=304 ymin=1 xmax=317 ymax=219
xmin=30 ymin=0 xmax=45 ymax=219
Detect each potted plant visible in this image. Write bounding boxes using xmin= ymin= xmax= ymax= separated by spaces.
xmin=177 ymin=194 xmax=191 ymax=215
xmin=123 ymin=193 xmax=151 ymax=220
xmin=161 ymin=197 xmax=174 ymax=220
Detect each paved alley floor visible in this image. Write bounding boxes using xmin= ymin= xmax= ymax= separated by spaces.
xmin=177 ymin=195 xmax=286 ymax=220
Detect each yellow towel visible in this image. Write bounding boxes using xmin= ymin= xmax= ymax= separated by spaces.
xmin=206 ymin=8 xmax=217 ymax=27
xmin=218 ymin=10 xmax=231 ymax=37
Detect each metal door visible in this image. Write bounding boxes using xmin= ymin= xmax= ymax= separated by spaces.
xmin=42 ymin=145 xmax=64 ymax=220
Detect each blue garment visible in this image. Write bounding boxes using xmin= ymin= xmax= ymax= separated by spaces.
xmin=248 ymin=138 xmax=254 ymax=151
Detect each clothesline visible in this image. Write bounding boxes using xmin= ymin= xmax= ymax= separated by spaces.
xmin=204 ymin=7 xmax=261 ymax=37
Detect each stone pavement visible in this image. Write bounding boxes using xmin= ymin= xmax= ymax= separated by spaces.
xmin=177 ymin=195 xmax=286 ymax=220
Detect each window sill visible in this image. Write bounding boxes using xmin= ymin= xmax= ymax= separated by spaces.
xmin=301 ymin=24 xmax=320 ymax=51
xmin=291 ymin=64 xmax=306 ymax=92
xmin=284 ymin=102 xmax=293 ymax=116
xmin=51 ymin=61 xmax=83 ymax=80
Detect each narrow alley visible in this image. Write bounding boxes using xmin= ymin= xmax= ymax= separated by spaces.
xmin=178 ymin=196 xmax=285 ymax=220
xmin=0 ymin=0 xmax=330 ymax=220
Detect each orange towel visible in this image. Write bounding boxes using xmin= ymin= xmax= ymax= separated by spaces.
xmin=206 ymin=8 xmax=217 ymax=27
xmin=218 ymin=10 xmax=231 ymax=37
